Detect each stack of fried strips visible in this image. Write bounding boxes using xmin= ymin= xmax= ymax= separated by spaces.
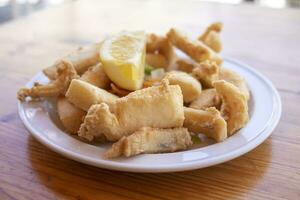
xmin=18 ymin=22 xmax=249 ymax=158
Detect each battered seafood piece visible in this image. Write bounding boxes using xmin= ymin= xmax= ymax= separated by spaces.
xmin=189 ymin=89 xmax=221 ymax=110
xmin=105 ymin=127 xmax=192 ymax=158
xmin=214 ymin=80 xmax=249 ymax=135
xmin=199 ymin=22 xmax=222 ymax=39
xmin=80 ymin=63 xmax=110 ymax=89
xmin=200 ymin=31 xmax=222 ymax=53
xmin=110 ymin=83 xmax=131 ymax=97
xmin=219 ymin=68 xmax=250 ymax=100
xmin=78 ymin=103 xmax=120 ymax=141
xmin=192 ymin=60 xmax=219 ymax=88
xmin=43 ymin=43 xmax=101 ymax=79
xmin=18 ymin=60 xmax=79 ymax=101
xmin=167 ymin=28 xmax=222 ymax=65
xmin=146 ymin=53 xmax=168 ymax=68
xmin=184 ymin=107 xmax=227 ymax=142
xmin=146 ymin=34 xmax=174 ymax=66
xmin=176 ymin=58 xmax=196 ymax=73
xmin=57 ymin=97 xmax=86 ymax=134
xmin=65 ymin=79 xmax=118 ymax=111
xmin=164 ymin=71 xmax=202 ymax=103
xmin=199 ymin=22 xmax=222 ymax=52
xmin=78 ymin=80 xmax=184 ymax=141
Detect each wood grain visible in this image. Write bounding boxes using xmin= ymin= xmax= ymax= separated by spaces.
xmin=0 ymin=0 xmax=300 ymax=199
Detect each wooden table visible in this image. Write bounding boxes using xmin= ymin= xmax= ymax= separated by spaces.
xmin=0 ymin=0 xmax=299 ymax=199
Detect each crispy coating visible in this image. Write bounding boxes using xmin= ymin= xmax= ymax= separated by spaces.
xmin=199 ymin=22 xmax=223 ymax=52
xmin=78 ymin=103 xmax=120 ymax=141
xmin=110 ymin=83 xmax=131 ymax=97
xmin=214 ymin=80 xmax=249 ymax=135
xmin=200 ymin=31 xmax=222 ymax=53
xmin=146 ymin=53 xmax=168 ymax=69
xmin=199 ymin=22 xmax=222 ymax=40
xmin=146 ymin=34 xmax=174 ymax=65
xmin=105 ymin=127 xmax=192 ymax=158
xmin=43 ymin=43 xmax=101 ymax=79
xmin=189 ymin=89 xmax=221 ymax=110
xmin=167 ymin=28 xmax=222 ymax=65
xmin=78 ymin=80 xmax=185 ymax=141
xmin=176 ymin=58 xmax=196 ymax=73
xmin=80 ymin=63 xmax=110 ymax=89
xmin=57 ymin=97 xmax=86 ymax=134
xmin=164 ymin=71 xmax=202 ymax=103
xmin=18 ymin=60 xmax=79 ymax=101
xmin=192 ymin=60 xmax=219 ymax=88
xmin=219 ymin=68 xmax=250 ymax=100
xmin=142 ymin=79 xmax=161 ymax=88
xmin=65 ymin=79 xmax=118 ymax=111
xmin=184 ymin=107 xmax=227 ymax=142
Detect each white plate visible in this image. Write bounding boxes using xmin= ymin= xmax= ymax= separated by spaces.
xmin=18 ymin=58 xmax=281 ymax=173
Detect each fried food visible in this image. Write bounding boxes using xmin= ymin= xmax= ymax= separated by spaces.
xmin=65 ymin=79 xmax=118 ymax=111
xmin=78 ymin=103 xmax=120 ymax=141
xmin=164 ymin=71 xmax=202 ymax=103
xmin=199 ymin=22 xmax=222 ymax=52
xmin=199 ymin=22 xmax=222 ymax=39
xmin=80 ymin=63 xmax=110 ymax=89
xmin=184 ymin=107 xmax=227 ymax=142
xmin=105 ymin=127 xmax=192 ymax=158
xmin=43 ymin=43 xmax=101 ymax=79
xmin=192 ymin=60 xmax=219 ymax=88
xmin=18 ymin=60 xmax=79 ymax=101
xmin=57 ymin=97 xmax=86 ymax=134
xmin=110 ymin=83 xmax=131 ymax=97
xmin=17 ymin=25 xmax=252 ymax=158
xmin=201 ymin=31 xmax=222 ymax=53
xmin=214 ymin=80 xmax=249 ymax=135
xmin=167 ymin=28 xmax=222 ymax=65
xmin=189 ymin=89 xmax=221 ymax=110
xmin=219 ymin=68 xmax=250 ymax=100
xmin=146 ymin=34 xmax=174 ymax=66
xmin=142 ymin=79 xmax=161 ymax=88
xmin=78 ymin=80 xmax=184 ymax=141
xmin=146 ymin=53 xmax=168 ymax=68
xmin=176 ymin=58 xmax=195 ymax=73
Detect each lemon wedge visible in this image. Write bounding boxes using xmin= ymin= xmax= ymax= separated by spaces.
xmin=100 ymin=31 xmax=146 ymax=91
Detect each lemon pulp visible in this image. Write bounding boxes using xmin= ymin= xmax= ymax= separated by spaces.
xmin=100 ymin=31 xmax=146 ymax=91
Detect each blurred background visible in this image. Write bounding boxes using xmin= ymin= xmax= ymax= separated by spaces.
xmin=0 ymin=0 xmax=299 ymax=24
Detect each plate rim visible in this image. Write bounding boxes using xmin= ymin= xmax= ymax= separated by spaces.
xmin=18 ymin=58 xmax=282 ymax=173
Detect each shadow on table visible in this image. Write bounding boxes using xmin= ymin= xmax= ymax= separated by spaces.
xmin=27 ymin=135 xmax=273 ymax=199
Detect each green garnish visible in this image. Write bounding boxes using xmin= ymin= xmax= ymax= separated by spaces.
xmin=191 ymin=134 xmax=202 ymax=144
xmin=145 ymin=64 xmax=154 ymax=75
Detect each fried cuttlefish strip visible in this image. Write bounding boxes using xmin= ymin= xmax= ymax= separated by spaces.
xmin=146 ymin=53 xmax=168 ymax=69
xmin=57 ymin=97 xmax=86 ymax=134
xmin=65 ymin=79 xmax=118 ymax=111
xmin=176 ymin=58 xmax=195 ymax=73
xmin=214 ymin=80 xmax=249 ymax=135
xmin=43 ymin=43 xmax=101 ymax=79
xmin=192 ymin=60 xmax=219 ymax=88
xmin=80 ymin=63 xmax=110 ymax=89
xmin=105 ymin=127 xmax=192 ymax=158
xmin=190 ymin=89 xmax=221 ymax=110
xmin=146 ymin=34 xmax=174 ymax=68
xmin=18 ymin=60 xmax=79 ymax=101
xmin=78 ymin=80 xmax=184 ymax=142
xmin=164 ymin=71 xmax=202 ymax=103
xmin=219 ymin=68 xmax=250 ymax=100
xmin=184 ymin=107 xmax=227 ymax=142
xmin=110 ymin=83 xmax=131 ymax=97
xmin=199 ymin=22 xmax=222 ymax=52
xmin=167 ymin=28 xmax=222 ymax=65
